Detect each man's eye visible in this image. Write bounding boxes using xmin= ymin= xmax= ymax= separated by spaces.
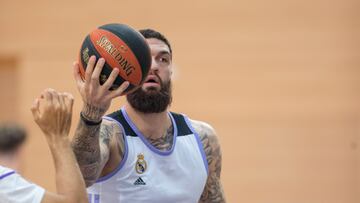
xmin=160 ymin=57 xmax=169 ymax=63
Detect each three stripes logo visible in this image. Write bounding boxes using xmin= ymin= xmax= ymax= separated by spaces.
xmin=134 ymin=177 xmax=146 ymax=185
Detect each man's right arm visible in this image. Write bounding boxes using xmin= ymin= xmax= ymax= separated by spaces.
xmin=71 ymin=109 xmax=112 ymax=187
xmin=71 ymin=56 xmax=129 ymax=187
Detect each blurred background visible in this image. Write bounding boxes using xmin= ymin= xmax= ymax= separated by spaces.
xmin=0 ymin=0 xmax=359 ymax=202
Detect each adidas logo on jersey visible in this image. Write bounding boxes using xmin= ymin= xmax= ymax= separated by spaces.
xmin=134 ymin=177 xmax=146 ymax=185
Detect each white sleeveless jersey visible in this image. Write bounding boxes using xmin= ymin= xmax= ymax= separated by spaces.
xmin=0 ymin=165 xmax=45 ymax=203
xmin=87 ymin=107 xmax=208 ymax=203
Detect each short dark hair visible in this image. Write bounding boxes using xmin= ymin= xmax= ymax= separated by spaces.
xmin=139 ymin=29 xmax=172 ymax=54
xmin=0 ymin=124 xmax=27 ymax=153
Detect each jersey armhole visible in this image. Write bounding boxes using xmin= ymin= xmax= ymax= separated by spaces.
xmin=96 ymin=116 xmax=129 ymax=183
xmin=183 ymin=116 xmax=209 ymax=175
xmin=34 ymin=186 xmax=46 ymax=203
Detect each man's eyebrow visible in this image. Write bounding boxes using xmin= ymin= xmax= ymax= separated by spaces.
xmin=158 ymin=50 xmax=171 ymax=56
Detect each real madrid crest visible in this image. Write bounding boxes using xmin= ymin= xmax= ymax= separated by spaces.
xmin=135 ymin=153 xmax=147 ymax=174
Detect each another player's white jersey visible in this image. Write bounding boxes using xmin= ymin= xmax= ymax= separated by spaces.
xmin=0 ymin=165 xmax=45 ymax=203
xmin=87 ymin=107 xmax=208 ymax=203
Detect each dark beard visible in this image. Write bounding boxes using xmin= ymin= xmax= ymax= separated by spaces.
xmin=126 ymin=79 xmax=172 ymax=114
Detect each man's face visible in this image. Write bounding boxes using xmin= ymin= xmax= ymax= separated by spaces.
xmin=126 ymin=38 xmax=173 ymax=113
xmin=141 ymin=38 xmax=172 ymax=92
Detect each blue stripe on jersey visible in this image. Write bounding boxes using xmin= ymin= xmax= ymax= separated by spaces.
xmin=184 ymin=116 xmax=209 ymax=175
xmin=88 ymin=193 xmax=100 ymax=203
xmin=94 ymin=194 xmax=100 ymax=203
xmin=0 ymin=171 xmax=15 ymax=180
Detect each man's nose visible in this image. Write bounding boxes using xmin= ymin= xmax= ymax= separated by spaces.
xmin=150 ymin=57 xmax=159 ymax=72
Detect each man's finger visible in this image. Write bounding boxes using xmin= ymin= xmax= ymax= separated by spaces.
xmin=102 ymin=68 xmax=119 ymax=90
xmin=30 ymin=98 xmax=41 ymax=122
xmin=63 ymin=92 xmax=74 ymax=113
xmin=59 ymin=93 xmax=66 ymax=111
xmin=48 ymin=89 xmax=60 ymax=108
xmin=109 ymin=81 xmax=130 ymax=99
xmin=62 ymin=93 xmax=74 ymax=133
xmin=91 ymin=58 xmax=105 ymax=86
xmin=85 ymin=55 xmax=96 ymax=87
xmin=73 ymin=61 xmax=84 ymax=89
xmin=42 ymin=89 xmax=53 ymax=103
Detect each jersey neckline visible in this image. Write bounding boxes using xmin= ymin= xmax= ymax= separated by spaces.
xmin=120 ymin=107 xmax=178 ymax=156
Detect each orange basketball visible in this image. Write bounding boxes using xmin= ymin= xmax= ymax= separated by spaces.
xmin=79 ymin=23 xmax=151 ymax=94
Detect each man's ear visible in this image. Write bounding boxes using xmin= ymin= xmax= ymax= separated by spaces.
xmin=169 ymin=63 xmax=174 ymax=76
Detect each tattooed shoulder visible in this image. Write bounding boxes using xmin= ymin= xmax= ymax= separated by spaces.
xmin=190 ymin=119 xmax=226 ymax=203
xmin=99 ymin=119 xmax=124 ymax=149
xmin=190 ymin=120 xmax=219 ymax=166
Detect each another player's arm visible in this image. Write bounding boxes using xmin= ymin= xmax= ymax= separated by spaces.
xmin=191 ymin=120 xmax=226 ymax=203
xmin=31 ymin=89 xmax=88 ymax=203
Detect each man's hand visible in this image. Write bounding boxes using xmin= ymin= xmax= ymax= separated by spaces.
xmin=30 ymin=89 xmax=88 ymax=203
xmin=73 ymin=56 xmax=129 ymax=122
xmin=31 ymin=89 xmax=74 ymax=139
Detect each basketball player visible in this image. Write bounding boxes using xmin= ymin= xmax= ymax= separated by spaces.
xmin=72 ymin=29 xmax=226 ymax=202
xmin=0 ymin=124 xmax=26 ymax=172
xmin=0 ymin=89 xmax=88 ymax=203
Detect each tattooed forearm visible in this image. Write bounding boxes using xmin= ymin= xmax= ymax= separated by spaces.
xmin=71 ymin=119 xmax=101 ymax=186
xmin=71 ymin=118 xmax=113 ymax=187
xmin=82 ymin=103 xmax=107 ymax=121
xmin=192 ymin=120 xmax=226 ymax=203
